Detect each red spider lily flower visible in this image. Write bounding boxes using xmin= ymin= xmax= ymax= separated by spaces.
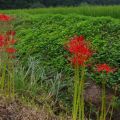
xmin=0 ymin=14 xmax=12 ymax=22
xmin=6 ymin=30 xmax=16 ymax=36
xmin=65 ymin=35 xmax=92 ymax=66
xmin=96 ymin=64 xmax=114 ymax=74
xmin=65 ymin=35 xmax=92 ymax=56
xmin=10 ymin=39 xmax=16 ymax=45
xmin=0 ymin=35 xmax=5 ymax=47
xmin=0 ymin=35 xmax=5 ymax=41
xmin=0 ymin=41 xmax=4 ymax=47
xmin=71 ymin=55 xmax=88 ymax=66
xmin=65 ymin=35 xmax=84 ymax=54
xmin=6 ymin=48 xmax=16 ymax=54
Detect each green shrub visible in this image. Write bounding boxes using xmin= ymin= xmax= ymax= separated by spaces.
xmin=13 ymin=14 xmax=120 ymax=91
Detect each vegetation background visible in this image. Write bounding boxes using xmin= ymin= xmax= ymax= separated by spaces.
xmin=0 ymin=0 xmax=120 ymax=119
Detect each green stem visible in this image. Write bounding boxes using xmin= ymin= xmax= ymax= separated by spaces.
xmin=78 ymin=65 xmax=85 ymax=120
xmin=1 ymin=63 xmax=6 ymax=92
xmin=81 ymin=67 xmax=85 ymax=120
xmin=72 ymin=64 xmax=79 ymax=120
xmin=88 ymin=104 xmax=92 ymax=120
xmin=96 ymin=109 xmax=100 ymax=120
xmin=109 ymin=88 xmax=117 ymax=120
xmin=100 ymin=80 xmax=106 ymax=120
xmin=103 ymin=81 xmax=106 ymax=120
xmin=7 ymin=74 xmax=11 ymax=99
xmin=109 ymin=102 xmax=114 ymax=120
xmin=12 ymin=63 xmax=15 ymax=97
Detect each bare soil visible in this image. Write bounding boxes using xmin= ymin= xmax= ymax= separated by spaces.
xmin=0 ymin=97 xmax=58 ymax=120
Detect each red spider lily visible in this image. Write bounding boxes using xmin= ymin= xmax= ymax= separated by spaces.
xmin=0 ymin=35 xmax=5 ymax=47
xmin=6 ymin=30 xmax=16 ymax=36
xmin=0 ymin=14 xmax=12 ymax=22
xmin=10 ymin=39 xmax=16 ymax=45
xmin=0 ymin=41 xmax=4 ymax=47
xmin=96 ymin=63 xmax=114 ymax=74
xmin=6 ymin=48 xmax=16 ymax=54
xmin=4 ymin=39 xmax=16 ymax=46
xmin=0 ymin=35 xmax=5 ymax=41
xmin=71 ymin=55 xmax=88 ymax=66
xmin=0 ymin=33 xmax=16 ymax=46
xmin=65 ymin=35 xmax=92 ymax=56
xmin=65 ymin=35 xmax=84 ymax=54
xmin=65 ymin=35 xmax=92 ymax=66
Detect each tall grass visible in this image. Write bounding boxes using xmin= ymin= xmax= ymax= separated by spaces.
xmin=0 ymin=5 xmax=120 ymax=19
xmin=14 ymin=57 xmax=65 ymax=105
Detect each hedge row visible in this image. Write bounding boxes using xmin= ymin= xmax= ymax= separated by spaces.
xmin=14 ymin=14 xmax=120 ymax=89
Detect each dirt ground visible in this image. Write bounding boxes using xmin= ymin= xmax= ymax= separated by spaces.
xmin=0 ymin=96 xmax=59 ymax=120
xmin=0 ymin=97 xmax=120 ymax=120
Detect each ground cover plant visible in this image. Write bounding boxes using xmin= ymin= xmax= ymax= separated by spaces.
xmin=13 ymin=14 xmax=120 ymax=87
xmin=0 ymin=6 xmax=120 ymax=120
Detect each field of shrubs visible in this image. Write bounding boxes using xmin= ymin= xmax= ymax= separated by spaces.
xmin=0 ymin=6 xmax=120 ymax=120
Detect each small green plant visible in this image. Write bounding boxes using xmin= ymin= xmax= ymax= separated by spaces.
xmin=14 ymin=57 xmax=43 ymax=97
xmin=14 ymin=56 xmax=64 ymax=105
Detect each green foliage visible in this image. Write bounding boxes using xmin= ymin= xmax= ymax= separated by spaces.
xmin=14 ymin=57 xmax=70 ymax=112
xmin=14 ymin=57 xmax=41 ymax=97
xmin=11 ymin=14 xmax=120 ymax=90
xmin=1 ymin=6 xmax=120 ymax=19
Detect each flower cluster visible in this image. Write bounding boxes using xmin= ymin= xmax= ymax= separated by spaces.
xmin=0 ymin=13 xmax=16 ymax=57
xmin=96 ymin=63 xmax=114 ymax=74
xmin=0 ymin=14 xmax=12 ymax=22
xmin=64 ymin=35 xmax=115 ymax=120
xmin=65 ymin=35 xmax=92 ymax=66
xmin=0 ymin=31 xmax=16 ymax=56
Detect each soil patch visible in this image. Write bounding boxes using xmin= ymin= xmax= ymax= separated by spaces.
xmin=0 ymin=97 xmax=57 ymax=120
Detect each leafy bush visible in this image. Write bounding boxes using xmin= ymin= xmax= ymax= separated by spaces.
xmin=13 ymin=14 xmax=120 ymax=90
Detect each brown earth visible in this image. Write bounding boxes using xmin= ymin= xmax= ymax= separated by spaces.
xmin=0 ymin=80 xmax=119 ymax=120
xmin=0 ymin=96 xmax=58 ymax=120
